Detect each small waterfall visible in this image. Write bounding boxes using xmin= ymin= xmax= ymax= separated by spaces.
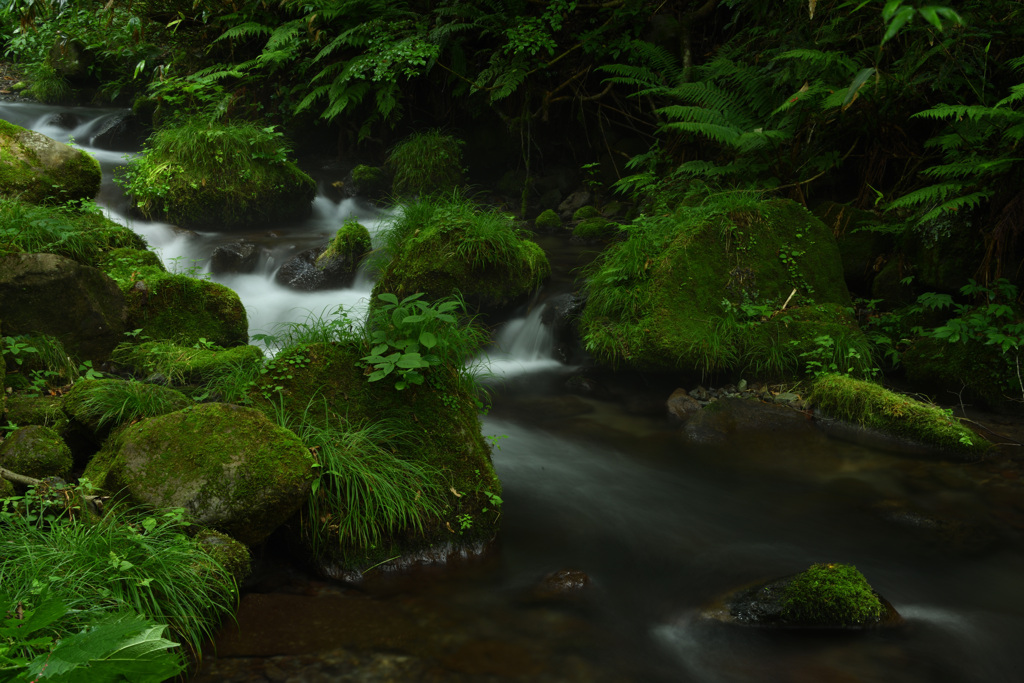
xmin=474 ymin=303 xmax=564 ymax=379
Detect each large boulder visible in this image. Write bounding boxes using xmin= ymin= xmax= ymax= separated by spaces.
xmin=0 ymin=424 xmax=73 ymax=480
xmin=87 ymin=403 xmax=315 ymax=545
xmin=0 ymin=253 xmax=126 ymax=361
xmin=210 ymin=240 xmax=261 ymax=275
xmin=579 ymin=195 xmax=866 ymax=377
xmin=0 ymin=119 xmax=101 ymax=204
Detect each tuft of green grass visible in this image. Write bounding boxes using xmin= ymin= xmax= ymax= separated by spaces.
xmin=271 ymin=400 xmax=450 ymax=560
xmin=782 ymin=563 xmax=884 ymax=627
xmin=386 ymin=130 xmax=464 ymax=197
xmin=252 ymin=304 xmax=359 ymax=355
xmin=807 ymin=373 xmax=987 ymax=453
xmin=26 ymin=62 xmax=71 ymax=104
xmin=68 ymin=379 xmax=192 ymax=430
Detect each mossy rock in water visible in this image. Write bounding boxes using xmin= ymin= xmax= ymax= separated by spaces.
xmin=318 ymin=218 xmax=372 ymax=268
xmin=572 ymin=205 xmax=601 ymax=221
xmin=572 ymin=217 xmax=616 ymax=241
xmin=98 ymin=248 xmax=248 ymax=348
xmin=88 ymin=403 xmax=315 ymax=545
xmin=807 ymin=373 xmax=987 ymax=454
xmin=579 ymin=194 xmax=857 ymax=376
xmin=534 ymin=208 xmax=562 ymax=232
xmin=62 ymin=378 xmax=192 ymax=444
xmin=0 ymin=119 xmax=100 ymax=204
xmin=0 ymin=424 xmax=72 ymax=480
xmin=123 ymin=119 xmax=316 ymax=230
xmin=0 ymin=198 xmax=147 ymax=267
xmin=705 ymin=563 xmax=900 ymax=629
xmin=275 ymin=218 xmax=373 ymax=291
xmin=246 ymin=341 xmax=501 ymax=574
xmin=194 ymin=528 xmax=252 ymax=583
xmin=387 ymin=130 xmax=464 ymax=197
xmin=902 ymin=336 xmax=1022 ymax=414
xmin=112 ymin=341 xmax=264 ymax=387
xmin=374 ymin=195 xmax=550 ymax=313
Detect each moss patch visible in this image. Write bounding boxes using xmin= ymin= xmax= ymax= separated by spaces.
xmin=534 ymin=209 xmax=561 ymax=231
xmin=0 ymin=424 xmax=73 ymax=480
xmin=62 ymin=378 xmax=193 ymax=439
xmin=781 ymin=563 xmax=885 ymax=627
xmin=0 ymin=119 xmax=101 ymax=204
xmin=112 ymin=341 xmax=264 ymax=386
xmin=807 ymin=373 xmax=987 ymax=453
xmin=316 ymin=219 xmax=371 ymax=269
xmin=387 ymin=130 xmax=464 ymax=197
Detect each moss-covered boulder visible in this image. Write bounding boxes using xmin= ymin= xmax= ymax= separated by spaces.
xmin=0 ymin=253 xmax=126 ymax=362
xmin=0 ymin=119 xmax=101 ymax=204
xmin=534 ymin=208 xmax=562 ymax=233
xmin=62 ymin=379 xmax=192 ymax=444
xmin=0 ymin=424 xmax=72 ymax=480
xmin=276 ymin=219 xmax=372 ymax=291
xmin=112 ymin=341 xmax=264 ymax=387
xmin=122 ymin=120 xmax=316 ymax=230
xmin=248 ymin=341 xmax=501 ymax=574
xmin=572 ymin=217 xmax=616 ymax=242
xmin=98 ymin=248 xmax=248 ymax=347
xmin=87 ymin=403 xmax=315 ymax=545
xmin=703 ymin=563 xmax=901 ymax=629
xmin=1 ymin=394 xmax=67 ymax=431
xmin=580 ymin=195 xmax=861 ymax=376
xmin=374 ymin=195 xmax=550 ymax=313
xmin=807 ymin=373 xmax=987 ymax=455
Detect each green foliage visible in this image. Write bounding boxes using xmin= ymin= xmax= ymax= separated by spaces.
xmin=362 ymin=292 xmax=485 ymax=391
xmin=0 ymin=483 xmax=237 ymax=663
xmin=2 ymin=334 xmax=78 ymax=395
xmin=24 ymin=61 xmax=70 ymax=104
xmin=782 ymin=563 xmax=884 ymax=627
xmin=386 ymin=130 xmax=464 ymax=197
xmin=69 ymin=380 xmax=192 ymax=431
xmin=251 ymin=305 xmax=358 ymax=355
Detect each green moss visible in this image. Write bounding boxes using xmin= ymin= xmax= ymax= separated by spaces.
xmin=573 ymin=217 xmax=615 ymax=241
xmin=248 ymin=341 xmax=501 ymax=571
xmin=807 ymin=373 xmax=987 ymax=453
xmin=316 ymin=218 xmax=371 ymax=268
xmin=580 ymin=195 xmax=853 ymax=376
xmin=194 ymin=529 xmax=252 ymax=583
xmin=0 ymin=424 xmax=73 ymax=479
xmin=374 ymin=195 xmax=550 ymax=312
xmin=112 ymin=341 xmax=264 ymax=386
xmin=62 ymin=379 xmax=193 ymax=437
xmin=534 ymin=209 xmax=561 ymax=231
xmin=572 ymin=205 xmax=601 ymax=221
xmin=97 ymin=251 xmax=248 ymax=348
xmin=0 ymin=119 xmax=100 ymax=204
xmin=782 ymin=563 xmax=884 ymax=627
xmin=3 ymin=395 xmax=68 ymax=432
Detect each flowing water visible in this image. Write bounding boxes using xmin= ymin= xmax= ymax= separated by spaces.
xmin=5 ymin=103 xmax=1024 ymax=682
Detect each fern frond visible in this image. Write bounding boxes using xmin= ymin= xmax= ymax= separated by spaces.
xmin=661 ymin=121 xmax=742 ymax=147
xmin=995 ymin=83 xmax=1024 ymax=108
xmin=216 ymin=21 xmax=274 ymax=42
xmin=887 ymin=182 xmax=964 ymax=211
xmin=913 ymin=104 xmax=1018 ymax=122
xmin=773 ymin=49 xmax=858 ymax=76
xmin=916 ymin=192 xmax=990 ymax=224
xmin=736 ymin=127 xmax=791 ymax=152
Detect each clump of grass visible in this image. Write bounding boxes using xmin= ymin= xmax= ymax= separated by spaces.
xmin=26 ymin=61 xmax=70 ymax=103
xmin=386 ymin=129 xmax=464 ymax=197
xmin=807 ymin=373 xmax=986 ymax=452
xmin=782 ymin=563 xmax=884 ymax=627
xmin=67 ymin=379 xmax=192 ymax=430
xmin=253 ymin=304 xmax=360 ymax=355
xmin=112 ymin=341 xmax=263 ymax=388
xmin=0 ymin=492 xmax=237 ymax=657
xmin=272 ymin=401 xmax=450 ymax=559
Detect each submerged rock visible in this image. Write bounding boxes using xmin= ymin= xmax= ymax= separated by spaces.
xmin=702 ymin=563 xmax=902 ymax=630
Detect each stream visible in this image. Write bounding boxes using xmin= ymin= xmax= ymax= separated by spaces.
xmin=4 ymin=102 xmax=1024 ymax=682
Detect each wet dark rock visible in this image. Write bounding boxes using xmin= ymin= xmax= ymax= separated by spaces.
xmin=684 ymin=397 xmax=816 ymax=444
xmin=540 ymin=293 xmax=585 ymax=362
xmin=667 ymin=389 xmax=701 ymax=424
xmin=531 ymin=569 xmax=592 ymax=601
xmin=211 ymin=240 xmax=261 ymax=275
xmin=558 ymin=190 xmax=593 ymax=220
xmin=690 ymin=385 xmax=710 ymax=401
xmin=275 ymin=243 xmax=361 ymax=291
xmin=46 ymin=112 xmax=79 ymax=129
xmin=90 ymin=112 xmax=149 ymax=151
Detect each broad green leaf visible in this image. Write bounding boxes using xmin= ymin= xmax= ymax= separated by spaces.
xmin=843 ymin=67 xmax=875 ymax=107
xmin=419 ymin=331 xmax=437 ymax=349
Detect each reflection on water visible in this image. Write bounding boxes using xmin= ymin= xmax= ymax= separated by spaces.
xmin=5 ymin=102 xmax=1024 ymax=683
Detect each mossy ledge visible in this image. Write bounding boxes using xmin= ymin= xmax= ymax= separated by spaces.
xmin=807 ymin=374 xmax=988 ymax=455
